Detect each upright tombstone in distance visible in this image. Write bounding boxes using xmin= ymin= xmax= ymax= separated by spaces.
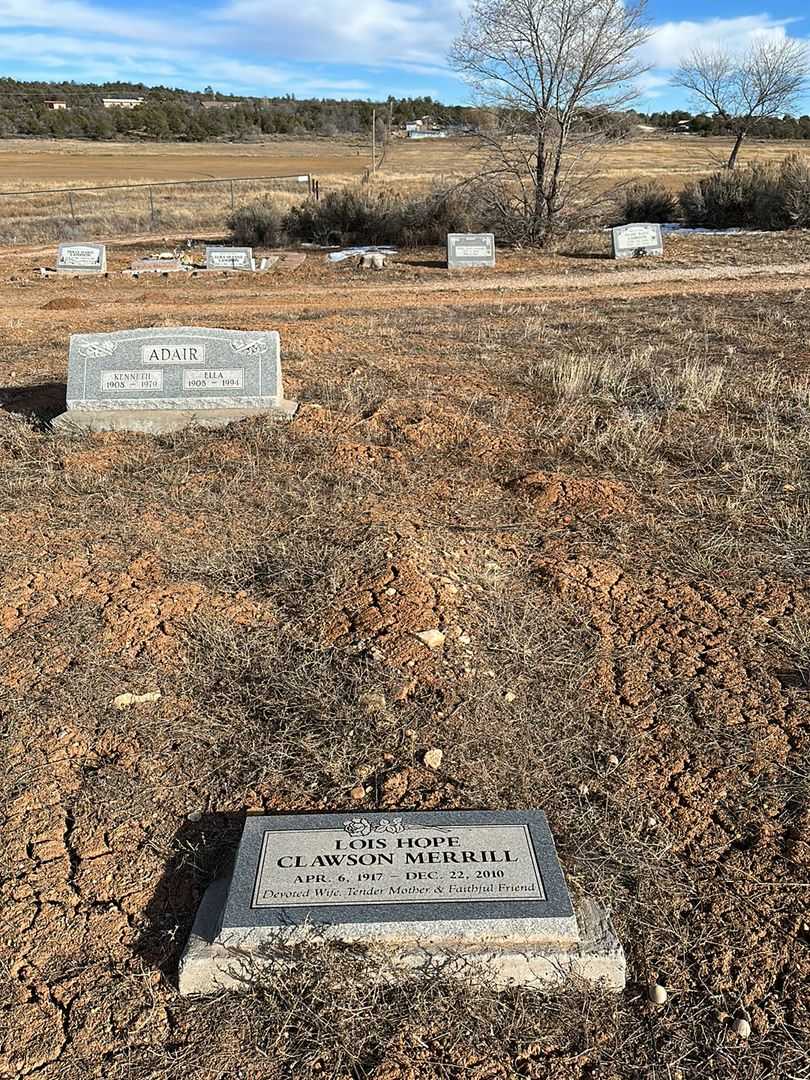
xmin=52 ymin=326 xmax=297 ymax=433
xmin=447 ymin=233 xmax=496 ymax=269
xmin=205 ymin=246 xmax=255 ymax=271
xmin=56 ymin=242 xmax=107 ymax=275
xmin=611 ymin=223 xmax=663 ymax=259
xmin=179 ymin=810 xmax=625 ymax=995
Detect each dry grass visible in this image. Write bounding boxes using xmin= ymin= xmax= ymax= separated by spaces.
xmin=2 ymin=132 xmax=810 ymax=243
xmin=0 ymin=181 xmax=306 ymax=244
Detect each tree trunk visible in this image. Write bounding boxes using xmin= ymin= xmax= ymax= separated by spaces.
xmin=727 ymin=130 xmax=746 ymax=169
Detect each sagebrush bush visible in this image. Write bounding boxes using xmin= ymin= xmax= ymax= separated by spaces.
xmin=780 ymin=153 xmax=810 ymax=228
xmin=678 ymin=160 xmax=805 ymax=229
xmin=283 ymin=187 xmax=490 ymax=247
xmin=620 ymin=181 xmax=677 ymax=224
xmin=227 ymin=201 xmax=286 ymax=246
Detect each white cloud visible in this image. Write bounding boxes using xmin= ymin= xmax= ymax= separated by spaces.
xmin=0 ymin=30 xmax=370 ymax=94
xmin=1 ymin=0 xmax=807 ymax=104
xmin=645 ymin=14 xmax=796 ymax=69
xmin=208 ymin=0 xmax=462 ymax=66
xmin=0 ymin=0 xmax=167 ymax=41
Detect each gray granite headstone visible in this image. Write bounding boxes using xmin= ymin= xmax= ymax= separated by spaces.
xmin=56 ymin=242 xmax=107 ymax=274
xmin=611 ymin=223 xmax=663 ymax=259
xmin=53 ymin=326 xmax=297 ymax=432
xmin=447 ymin=233 xmax=495 ymax=268
xmin=205 ymin=246 xmax=255 ymax=271
xmin=179 ymin=810 xmax=625 ymax=994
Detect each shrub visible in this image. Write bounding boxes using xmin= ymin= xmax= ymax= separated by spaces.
xmin=780 ymin=154 xmax=810 ymax=228
xmin=283 ymin=187 xmax=490 ymax=247
xmin=620 ymin=181 xmax=677 ymax=224
xmin=227 ymin=201 xmax=286 ymax=246
xmin=284 ymin=189 xmax=401 ymax=246
xmin=679 ymin=162 xmax=791 ymax=229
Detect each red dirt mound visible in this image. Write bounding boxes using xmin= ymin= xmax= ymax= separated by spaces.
xmin=323 ymin=550 xmax=458 ymax=668
xmin=512 ymin=471 xmax=633 ymax=517
xmin=40 ymin=296 xmax=85 ymax=310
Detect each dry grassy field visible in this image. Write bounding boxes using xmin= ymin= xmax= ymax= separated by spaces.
xmin=1 ymin=133 xmax=809 ymax=243
xmin=1 ymin=137 xmax=809 ymax=1078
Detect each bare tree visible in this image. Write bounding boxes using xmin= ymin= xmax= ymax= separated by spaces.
xmin=449 ymin=0 xmax=651 ymax=243
xmin=674 ymin=40 xmax=809 ymax=169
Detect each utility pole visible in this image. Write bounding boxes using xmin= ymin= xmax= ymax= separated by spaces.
xmin=371 ymin=107 xmax=376 ymax=176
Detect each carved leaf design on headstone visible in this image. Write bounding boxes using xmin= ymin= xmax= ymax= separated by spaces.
xmin=78 ymin=341 xmax=118 ymax=358
xmin=231 ymin=340 xmax=268 ymax=355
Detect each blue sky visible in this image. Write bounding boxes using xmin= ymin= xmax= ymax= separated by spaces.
xmin=0 ymin=0 xmax=808 ymax=112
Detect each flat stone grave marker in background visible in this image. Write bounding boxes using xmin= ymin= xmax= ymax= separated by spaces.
xmin=447 ymin=233 xmax=496 ymax=268
xmin=56 ymin=242 xmax=107 ymax=275
xmin=278 ymin=253 xmax=306 ymax=271
xmin=52 ymin=326 xmax=298 ymax=433
xmin=611 ymin=223 xmax=663 ymax=259
xmin=205 ymin=246 xmax=255 ymax=271
xmin=129 ymin=256 xmax=188 ymax=275
xmin=180 ymin=810 xmax=625 ymax=995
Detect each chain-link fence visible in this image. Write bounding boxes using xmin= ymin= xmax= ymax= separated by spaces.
xmin=0 ymin=173 xmax=320 ymax=244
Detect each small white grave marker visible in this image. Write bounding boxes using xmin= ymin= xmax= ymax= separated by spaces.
xmin=611 ymin=223 xmax=664 ymax=259
xmin=56 ymin=242 xmax=107 ymax=275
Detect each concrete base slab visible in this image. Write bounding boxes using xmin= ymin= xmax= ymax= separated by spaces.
xmin=178 ymin=881 xmax=625 ymax=996
xmin=52 ymin=401 xmax=298 ymax=434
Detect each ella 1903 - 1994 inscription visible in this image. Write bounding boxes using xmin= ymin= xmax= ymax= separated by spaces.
xmin=252 ymin=821 xmax=545 ymax=908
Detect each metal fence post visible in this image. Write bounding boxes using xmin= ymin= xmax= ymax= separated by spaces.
xmin=230 ymin=179 xmax=235 ymax=211
xmin=67 ymin=190 xmax=76 ymax=222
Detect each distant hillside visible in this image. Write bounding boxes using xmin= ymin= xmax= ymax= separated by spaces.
xmin=1 ymin=80 xmax=808 ymax=143
xmin=0 ymin=79 xmax=477 ymax=141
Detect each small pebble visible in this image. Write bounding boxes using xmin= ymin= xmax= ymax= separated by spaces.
xmin=649 ymin=982 xmax=667 ymax=1005
xmin=607 ymin=753 xmax=620 ymax=768
xmin=350 ymin=784 xmax=365 ymax=801
xmin=423 ymin=748 xmax=443 ymax=770
xmin=578 ymin=782 xmax=590 ymax=797
xmin=504 ymin=690 xmax=516 ymax=703
xmin=733 ymin=1018 xmax=751 ymax=1039
xmin=113 ymin=690 xmax=161 ymax=710
xmin=415 ymin=629 xmax=445 ymax=649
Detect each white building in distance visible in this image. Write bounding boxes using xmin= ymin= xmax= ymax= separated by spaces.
xmin=102 ymin=97 xmax=144 ymax=109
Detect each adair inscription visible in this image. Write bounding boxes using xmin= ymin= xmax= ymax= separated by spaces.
xmin=141 ymin=343 xmax=206 ymax=365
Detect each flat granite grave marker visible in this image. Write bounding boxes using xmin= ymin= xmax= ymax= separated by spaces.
xmin=205 ymin=246 xmax=255 ymax=271
xmin=129 ymin=256 xmax=189 ymax=275
xmin=56 ymin=242 xmax=107 ymax=275
xmin=179 ymin=810 xmax=625 ymax=994
xmin=611 ymin=222 xmax=663 ymax=259
xmin=52 ymin=326 xmax=298 ymax=433
xmin=447 ymin=233 xmax=496 ymax=268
